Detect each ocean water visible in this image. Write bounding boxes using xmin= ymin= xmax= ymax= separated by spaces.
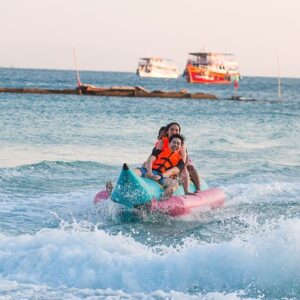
xmin=0 ymin=67 xmax=299 ymax=300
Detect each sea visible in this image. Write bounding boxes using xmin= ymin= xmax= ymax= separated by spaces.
xmin=0 ymin=67 xmax=299 ymax=300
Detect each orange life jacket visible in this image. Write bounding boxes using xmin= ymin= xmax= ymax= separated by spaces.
xmin=152 ymin=148 xmax=182 ymax=173
xmin=154 ymin=137 xmax=169 ymax=150
xmin=161 ymin=137 xmax=169 ymax=151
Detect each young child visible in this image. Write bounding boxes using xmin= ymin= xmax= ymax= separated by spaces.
xmin=141 ymin=126 xmax=167 ymax=168
xmin=154 ymin=126 xmax=167 ymax=148
xmin=158 ymin=126 xmax=167 ymax=140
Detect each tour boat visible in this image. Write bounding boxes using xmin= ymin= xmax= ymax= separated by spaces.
xmin=94 ymin=163 xmax=225 ymax=217
xmin=136 ymin=57 xmax=180 ymax=79
xmin=183 ymin=52 xmax=241 ymax=84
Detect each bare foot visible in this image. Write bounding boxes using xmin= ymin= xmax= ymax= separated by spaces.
xmin=105 ymin=181 xmax=113 ymax=195
xmin=185 ymin=191 xmax=196 ymax=196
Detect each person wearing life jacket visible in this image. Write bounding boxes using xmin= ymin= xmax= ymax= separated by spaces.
xmin=141 ymin=126 xmax=168 ymax=169
xmin=154 ymin=126 xmax=167 ymax=148
xmin=155 ymin=122 xmax=201 ymax=194
xmin=105 ymin=126 xmax=169 ymax=197
xmin=134 ymin=134 xmax=185 ymax=200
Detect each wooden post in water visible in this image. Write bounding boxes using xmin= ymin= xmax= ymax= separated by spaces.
xmin=234 ymin=79 xmax=239 ymax=98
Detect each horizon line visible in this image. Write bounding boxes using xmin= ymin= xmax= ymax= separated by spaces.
xmin=0 ymin=66 xmax=299 ymax=80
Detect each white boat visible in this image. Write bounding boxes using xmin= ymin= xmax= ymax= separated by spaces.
xmin=136 ymin=57 xmax=180 ymax=79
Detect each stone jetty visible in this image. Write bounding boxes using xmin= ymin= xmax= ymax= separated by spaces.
xmin=0 ymin=84 xmax=217 ymax=100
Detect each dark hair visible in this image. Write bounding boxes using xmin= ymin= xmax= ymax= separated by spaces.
xmin=158 ymin=126 xmax=167 ymax=137
xmin=166 ymin=122 xmax=181 ymax=135
xmin=169 ymin=133 xmax=184 ymax=145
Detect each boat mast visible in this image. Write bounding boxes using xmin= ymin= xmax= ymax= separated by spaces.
xmin=277 ymin=49 xmax=282 ymax=100
xmin=73 ymin=48 xmax=82 ymax=88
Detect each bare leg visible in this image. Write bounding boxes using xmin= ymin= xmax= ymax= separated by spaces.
xmin=180 ymin=167 xmax=191 ymax=195
xmin=187 ymin=165 xmax=201 ymax=191
xmin=161 ymin=178 xmax=179 ymax=200
xmin=105 ymin=181 xmax=113 ymax=195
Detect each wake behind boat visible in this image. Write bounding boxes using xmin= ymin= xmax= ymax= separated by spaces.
xmin=94 ymin=163 xmax=225 ymax=216
xmin=136 ymin=57 xmax=180 ymax=79
xmin=183 ymin=52 xmax=241 ymax=84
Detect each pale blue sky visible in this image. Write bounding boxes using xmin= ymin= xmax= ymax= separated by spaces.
xmin=1 ymin=0 xmax=299 ymax=77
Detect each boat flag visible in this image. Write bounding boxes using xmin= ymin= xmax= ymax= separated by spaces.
xmin=233 ymin=79 xmax=239 ymax=98
xmin=234 ymin=79 xmax=239 ymax=89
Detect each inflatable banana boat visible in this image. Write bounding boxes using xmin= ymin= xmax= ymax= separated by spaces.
xmin=94 ymin=163 xmax=225 ymax=216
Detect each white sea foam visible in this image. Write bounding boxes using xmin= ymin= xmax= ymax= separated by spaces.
xmin=223 ymin=179 xmax=300 ymax=206
xmin=0 ymin=279 xmax=257 ymax=300
xmin=0 ymin=218 xmax=299 ymax=297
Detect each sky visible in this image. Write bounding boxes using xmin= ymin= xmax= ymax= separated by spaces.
xmin=1 ymin=0 xmax=299 ymax=78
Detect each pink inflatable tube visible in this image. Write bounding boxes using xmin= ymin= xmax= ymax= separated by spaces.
xmin=94 ymin=190 xmax=110 ymax=203
xmin=150 ymin=188 xmax=225 ymax=216
xmin=94 ymin=188 xmax=225 ymax=217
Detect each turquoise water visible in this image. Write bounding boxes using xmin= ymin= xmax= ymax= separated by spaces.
xmin=0 ymin=67 xmax=299 ymax=299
